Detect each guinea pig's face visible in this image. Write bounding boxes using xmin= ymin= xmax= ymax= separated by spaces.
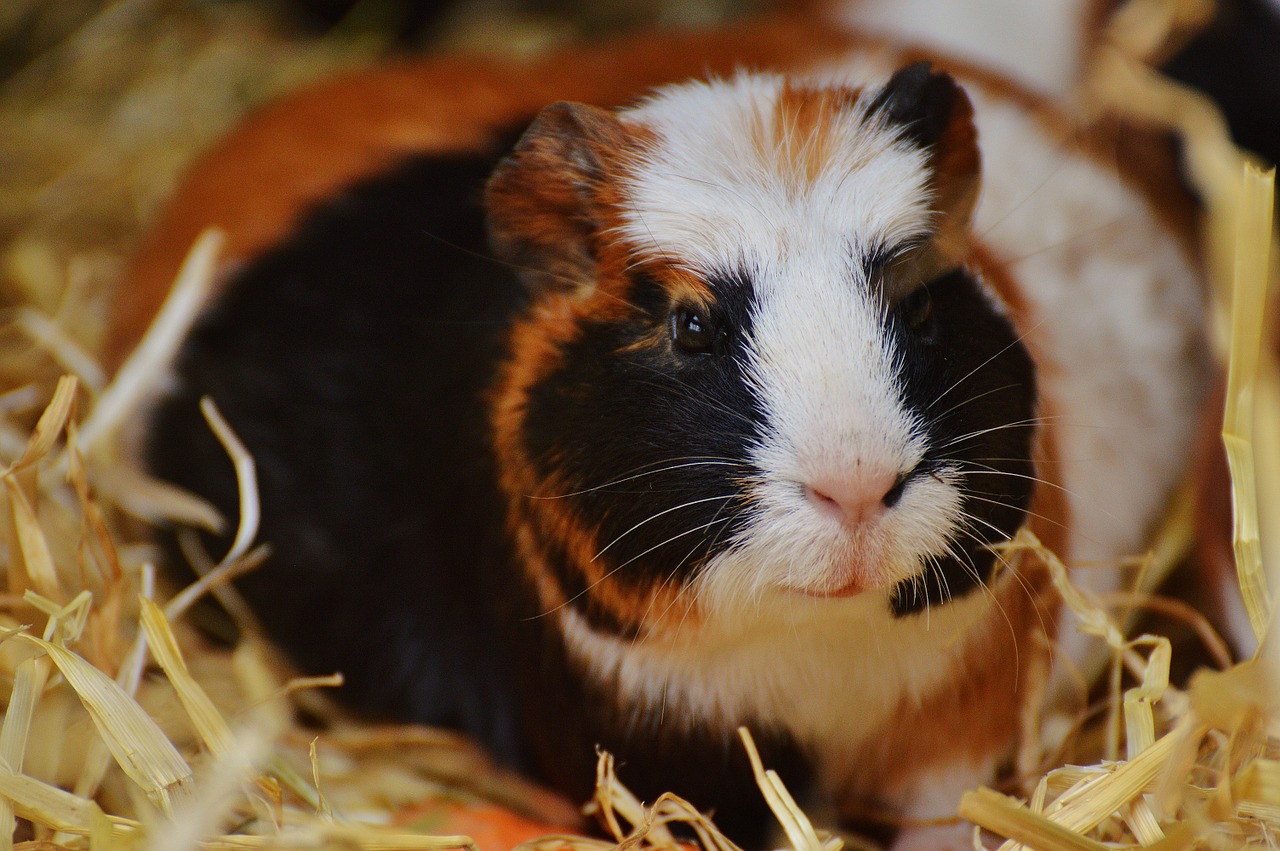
xmin=489 ymin=67 xmax=1036 ymax=637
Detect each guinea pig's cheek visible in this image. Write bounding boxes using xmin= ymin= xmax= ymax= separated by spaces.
xmin=889 ymin=468 xmax=967 ymax=566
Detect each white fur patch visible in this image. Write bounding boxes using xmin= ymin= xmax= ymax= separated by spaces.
xmin=615 ymin=74 xmax=933 ymax=278
xmin=559 ymin=582 xmax=992 ymax=755
xmin=962 ymin=92 xmax=1205 ymax=573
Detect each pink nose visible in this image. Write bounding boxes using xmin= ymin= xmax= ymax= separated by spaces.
xmin=804 ymin=470 xmax=905 ymax=528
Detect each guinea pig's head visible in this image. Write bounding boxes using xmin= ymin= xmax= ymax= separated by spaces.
xmin=487 ymin=64 xmax=1036 ymax=639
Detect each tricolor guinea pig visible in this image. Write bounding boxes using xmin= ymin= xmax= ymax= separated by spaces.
xmin=112 ymin=20 xmax=1207 ymax=851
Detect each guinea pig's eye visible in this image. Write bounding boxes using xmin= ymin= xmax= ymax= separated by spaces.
xmin=900 ymin=285 xmax=935 ymax=338
xmin=672 ymin=307 xmax=716 ymax=354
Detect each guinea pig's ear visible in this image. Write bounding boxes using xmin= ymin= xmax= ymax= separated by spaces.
xmin=870 ymin=62 xmax=980 ymax=271
xmin=486 ymin=101 xmax=628 ymax=294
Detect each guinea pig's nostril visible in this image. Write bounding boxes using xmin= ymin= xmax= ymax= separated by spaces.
xmin=882 ymin=474 xmax=908 ymax=508
xmin=806 ymin=485 xmax=841 ymax=509
xmin=804 ymin=471 xmax=901 ymax=527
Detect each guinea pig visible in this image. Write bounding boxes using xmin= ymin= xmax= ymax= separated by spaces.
xmin=112 ymin=18 xmax=1207 ymax=851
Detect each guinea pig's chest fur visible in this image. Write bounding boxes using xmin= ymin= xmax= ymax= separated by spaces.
xmin=143 ymin=47 xmax=1205 ymax=848
xmin=559 ymin=587 xmax=994 ymax=765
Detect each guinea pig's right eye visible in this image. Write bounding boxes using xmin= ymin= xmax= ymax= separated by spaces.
xmin=671 ymin=307 xmax=716 ymax=354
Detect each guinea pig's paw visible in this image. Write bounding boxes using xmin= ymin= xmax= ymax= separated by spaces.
xmin=891 ymin=822 xmax=987 ymax=851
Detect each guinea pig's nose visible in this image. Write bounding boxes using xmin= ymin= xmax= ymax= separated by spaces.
xmin=804 ymin=470 xmax=904 ymax=528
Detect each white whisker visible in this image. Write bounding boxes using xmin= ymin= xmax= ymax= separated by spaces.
xmin=592 ymin=493 xmax=738 ymax=561
xmin=530 ymin=457 xmax=746 ymax=499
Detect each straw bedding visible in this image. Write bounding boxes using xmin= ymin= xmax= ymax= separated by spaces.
xmin=1 ymin=0 xmax=1277 ymax=849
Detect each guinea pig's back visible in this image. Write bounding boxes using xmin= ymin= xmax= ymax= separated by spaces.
xmin=105 ymin=19 xmax=866 ymax=372
xmin=965 ymin=87 xmax=1206 ymax=574
xmin=144 ymin=135 xmax=533 ymax=758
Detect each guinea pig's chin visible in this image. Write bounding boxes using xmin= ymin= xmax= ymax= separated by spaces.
xmin=782 ymin=550 xmax=920 ymax=599
xmin=692 ymin=536 xmax=922 ymax=615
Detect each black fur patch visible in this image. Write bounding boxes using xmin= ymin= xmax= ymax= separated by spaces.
xmin=868 ymin=61 xmax=959 ymax=149
xmin=146 ymin=131 xmax=535 ymax=761
xmin=519 ymin=270 xmax=763 ymax=628
xmin=886 ymin=269 xmax=1037 ymax=617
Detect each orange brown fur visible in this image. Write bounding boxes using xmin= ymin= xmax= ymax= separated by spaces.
xmin=108 ymin=13 xmax=1200 ymax=373
xmin=488 ymin=114 xmax=707 ymax=637
xmin=924 ymin=81 xmax=983 ymax=265
xmin=106 ymin=19 xmax=868 ymax=372
xmin=764 ymin=83 xmax=865 ymax=189
xmin=495 ymin=286 xmax=704 ymax=636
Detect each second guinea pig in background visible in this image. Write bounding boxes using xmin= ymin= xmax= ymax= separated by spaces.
xmin=111 ymin=15 xmax=1208 ymax=851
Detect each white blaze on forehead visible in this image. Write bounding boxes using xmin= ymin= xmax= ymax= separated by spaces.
xmin=613 ymin=73 xmax=934 ymax=274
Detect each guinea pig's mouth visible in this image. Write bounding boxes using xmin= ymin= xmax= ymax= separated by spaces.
xmin=786 ymin=554 xmax=902 ymax=599
xmin=794 ymin=575 xmax=866 ymax=599
xmin=786 ymin=547 xmax=959 ymax=602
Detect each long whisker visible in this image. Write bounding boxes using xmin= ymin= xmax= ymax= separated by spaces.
xmin=946 ymin=507 xmax=1035 ymax=592
xmin=626 ymin=363 xmax=760 ymax=430
xmin=642 ymin=544 xmax=704 ymax=641
xmin=530 ymin=457 xmax=746 ymax=499
xmin=926 ymin=318 xmax=1045 ymax=412
xmin=930 ymin=383 xmax=1024 ymax=423
xmin=623 ymin=204 xmax=680 ymax=275
xmin=417 ymin=227 xmax=582 ymax=291
xmin=419 ymin=228 xmax=653 ymax=317
xmin=993 ymin=215 xmax=1130 ymax=270
xmin=935 ymin=538 xmax=980 ymax=606
xmin=649 ymin=502 xmax=743 ymax=723
xmin=960 ymin=460 xmax=1130 ymax=533
xmin=933 ymin=530 xmax=1026 ymax=672
xmin=965 ymin=539 xmax=1024 ymax=678
xmin=952 ymin=510 xmax=1025 ymax=556
xmin=641 ymin=499 xmax=743 ymax=643
xmin=934 ymin=416 xmax=1053 ymax=452
xmin=961 ymin=492 xmax=1069 ymax=533
xmin=530 ymin=514 xmax=737 ymax=620
xmin=600 ymin=516 xmax=739 ymax=580
xmin=956 ymin=462 xmax=1077 ymax=500
xmin=930 ymin=552 xmax=952 ymax=613
xmin=592 ymin=494 xmax=738 ymax=561
xmin=949 ymin=517 xmax=1050 ymax=643
xmin=974 ymin=127 xmax=1084 ymax=242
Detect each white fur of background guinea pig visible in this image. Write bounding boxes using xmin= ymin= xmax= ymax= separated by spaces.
xmin=113 ymin=20 xmax=1208 ymax=851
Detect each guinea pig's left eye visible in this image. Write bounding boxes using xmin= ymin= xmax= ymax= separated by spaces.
xmin=672 ymin=307 xmax=716 ymax=354
xmin=900 ymin=285 xmax=935 ymax=338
